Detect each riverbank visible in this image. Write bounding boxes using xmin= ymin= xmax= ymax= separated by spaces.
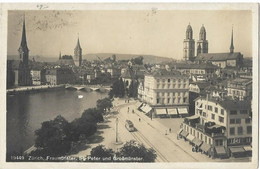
xmin=7 ymin=85 xmax=65 ymax=95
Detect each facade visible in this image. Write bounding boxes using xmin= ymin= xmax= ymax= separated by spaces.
xmin=74 ymin=37 xmax=82 ymax=67
xmin=183 ymin=24 xmax=195 ymax=61
xmin=227 ymin=78 xmax=252 ymax=101
xmin=142 ymin=69 xmax=189 ymax=114
xmin=121 ymin=66 xmax=135 ymax=88
xmin=30 ymin=69 xmax=41 ymax=85
xmin=180 ymin=97 xmax=252 ymax=158
xmin=45 ymin=67 xmax=75 ymax=85
xmin=197 ymin=25 xmax=208 ymax=56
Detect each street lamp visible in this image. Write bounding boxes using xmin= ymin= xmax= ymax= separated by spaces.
xmin=116 ymin=117 xmax=119 ymax=143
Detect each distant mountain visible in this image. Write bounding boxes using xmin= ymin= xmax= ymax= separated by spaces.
xmin=8 ymin=53 xmax=174 ymax=64
xmin=83 ymin=53 xmax=174 ymax=64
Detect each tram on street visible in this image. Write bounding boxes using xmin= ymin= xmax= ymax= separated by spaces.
xmin=125 ymin=120 xmax=136 ymax=132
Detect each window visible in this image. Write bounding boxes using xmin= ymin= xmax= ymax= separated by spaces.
xmin=173 ymin=84 xmax=176 ymax=88
xmin=240 ymin=110 xmax=247 ymax=114
xmin=219 ymin=116 xmax=224 ymax=123
xmin=162 ymin=79 xmax=165 ymax=83
xmin=162 ymin=84 xmax=165 ymax=89
xmin=211 ymin=114 xmax=215 ymax=120
xmin=162 ymin=92 xmax=164 ymax=97
xmin=172 ymin=98 xmax=175 ymax=103
xmin=230 ymin=127 xmax=235 ymax=135
xmin=221 ymin=109 xmax=224 ymax=115
xmin=168 ymin=79 xmax=170 ymax=83
xmin=215 ymin=107 xmax=218 ymax=113
xmin=178 ymin=84 xmax=181 ymax=88
xmin=178 ymin=98 xmax=181 ymax=103
xmin=208 ymin=105 xmax=212 ymax=111
xmin=157 ymin=79 xmax=160 ymax=83
xmin=178 ymin=92 xmax=181 ymax=96
xmin=173 ymin=79 xmax=176 ymax=82
xmin=205 ymin=136 xmax=207 ymax=143
xmin=178 ymin=79 xmax=181 ymax=82
xmin=230 ymin=110 xmax=237 ymax=115
xmin=203 ymin=112 xmax=206 ymax=117
xmin=235 ymin=118 xmax=241 ymax=124
xmin=184 ymin=79 xmax=186 ymax=82
xmin=168 ymin=84 xmax=171 ymax=88
xmin=238 ymin=127 xmax=243 ymax=135
xmin=197 ymin=132 xmax=199 ymax=138
xmin=167 ymin=98 xmax=170 ymax=104
xmin=230 ymin=119 xmax=235 ymax=124
xmin=200 ymin=133 xmax=203 ymax=140
xmin=172 ymin=92 xmax=175 ymax=96
xmin=157 ymin=99 xmax=160 ymax=104
xmin=183 ymin=84 xmax=186 ymax=88
xmin=245 ymin=118 xmax=251 ymax=124
xmin=157 ymin=84 xmax=160 ymax=88
xmin=247 ymin=126 xmax=252 ymax=134
xmin=183 ymin=98 xmax=186 ymax=103
xmin=167 ymin=93 xmax=170 ymax=96
xmin=209 ymin=138 xmax=211 ymax=145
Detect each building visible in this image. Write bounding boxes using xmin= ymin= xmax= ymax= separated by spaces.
xmin=197 ymin=25 xmax=208 ymax=56
xmin=74 ymin=37 xmax=82 ymax=67
xmin=45 ymin=67 xmax=75 ymax=85
xmin=107 ymin=67 xmax=121 ymax=78
xmin=120 ymin=66 xmax=135 ymax=88
xmin=16 ymin=17 xmax=32 ymax=86
xmin=141 ymin=69 xmax=190 ymax=117
xmin=183 ymin=24 xmax=195 ymax=61
xmin=196 ymin=28 xmax=243 ymax=68
xmin=180 ymin=97 xmax=252 ymax=158
xmin=58 ymin=55 xmax=75 ymax=66
xmin=30 ymin=69 xmax=41 ymax=85
xmin=171 ymin=62 xmax=218 ymax=81
xmin=227 ymin=78 xmax=252 ymax=101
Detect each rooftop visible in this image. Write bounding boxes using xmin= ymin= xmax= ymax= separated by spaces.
xmin=196 ymin=52 xmax=242 ymax=61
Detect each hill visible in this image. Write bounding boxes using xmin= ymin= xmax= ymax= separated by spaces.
xmin=83 ymin=53 xmax=174 ymax=64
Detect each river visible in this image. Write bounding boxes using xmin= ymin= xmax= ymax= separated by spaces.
xmin=6 ymin=89 xmax=108 ymax=154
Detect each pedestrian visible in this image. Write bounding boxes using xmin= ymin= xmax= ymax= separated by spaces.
xmin=128 ymin=99 xmax=129 ymax=103
xmin=165 ymin=130 xmax=168 ymax=135
xmin=128 ymin=107 xmax=129 ymax=112
xmin=169 ymin=128 xmax=172 ymax=133
xmin=139 ymin=118 xmax=141 ymax=122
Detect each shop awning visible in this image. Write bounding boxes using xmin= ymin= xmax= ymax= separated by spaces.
xmin=140 ymin=104 xmax=146 ymax=111
xmin=136 ymin=102 xmax=143 ymax=109
xmin=178 ymin=108 xmax=189 ymax=115
xmin=143 ymin=105 xmax=152 ymax=113
xmin=167 ymin=108 xmax=178 ymax=115
xmin=156 ymin=109 xmax=167 ymax=115
xmin=200 ymin=142 xmax=211 ymax=152
xmin=178 ymin=129 xmax=183 ymax=135
xmin=215 ymin=146 xmax=227 ymax=155
xmin=229 ymin=147 xmax=246 ymax=153
xmin=243 ymin=146 xmax=252 ymax=152
xmin=185 ymin=115 xmax=200 ymax=120
xmin=192 ymin=138 xmax=203 ymax=147
xmin=187 ymin=134 xmax=195 ymax=141
xmin=180 ymin=130 xmax=189 ymax=137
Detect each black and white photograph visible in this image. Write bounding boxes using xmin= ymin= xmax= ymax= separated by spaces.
xmin=1 ymin=2 xmax=259 ymax=169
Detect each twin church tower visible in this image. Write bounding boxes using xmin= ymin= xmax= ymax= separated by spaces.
xmin=183 ymin=23 xmax=235 ymax=61
xmin=183 ymin=24 xmax=208 ymax=61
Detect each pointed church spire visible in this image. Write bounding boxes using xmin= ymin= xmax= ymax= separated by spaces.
xmin=59 ymin=51 xmax=61 ymax=60
xmin=230 ymin=26 xmax=234 ymax=53
xmin=75 ymin=33 xmax=81 ymax=50
xmin=20 ymin=14 xmax=28 ymax=50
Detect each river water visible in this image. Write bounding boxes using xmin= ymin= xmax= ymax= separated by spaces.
xmin=6 ymin=89 xmax=108 ymax=154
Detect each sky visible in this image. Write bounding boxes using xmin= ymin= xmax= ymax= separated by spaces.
xmin=7 ymin=10 xmax=252 ymax=60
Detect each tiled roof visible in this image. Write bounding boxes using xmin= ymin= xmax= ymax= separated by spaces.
xmin=195 ymin=96 xmax=251 ymax=110
xmin=148 ymin=69 xmax=184 ymax=77
xmin=171 ymin=62 xmax=218 ymax=69
xmin=196 ymin=52 xmax=242 ymax=61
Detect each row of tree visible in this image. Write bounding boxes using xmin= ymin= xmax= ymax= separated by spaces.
xmin=109 ymin=78 xmax=139 ymax=99
xmin=28 ymin=98 xmax=113 ymax=157
xmin=89 ymin=140 xmax=157 ymax=162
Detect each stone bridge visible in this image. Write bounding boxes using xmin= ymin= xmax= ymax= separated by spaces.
xmin=65 ymin=84 xmax=112 ymax=91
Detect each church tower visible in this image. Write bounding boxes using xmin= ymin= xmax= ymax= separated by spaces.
xmin=74 ymin=36 xmax=82 ymax=67
xmin=18 ymin=17 xmax=29 ymax=66
xmin=183 ymin=23 xmax=195 ymax=61
xmin=230 ymin=27 xmax=234 ymax=53
xmin=17 ymin=15 xmax=31 ymax=86
xmin=197 ymin=24 xmax=208 ymax=55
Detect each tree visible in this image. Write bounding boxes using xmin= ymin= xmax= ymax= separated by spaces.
xmin=89 ymin=145 xmax=114 ymax=161
xmin=96 ymin=98 xmax=113 ymax=112
xmin=128 ymin=80 xmax=139 ymax=98
xmin=131 ymin=56 xmax=144 ymax=65
xmin=109 ymin=78 xmax=125 ymax=98
xmin=117 ymin=140 xmax=157 ymax=162
xmin=34 ymin=115 xmax=72 ymax=156
xmin=81 ymin=108 xmax=104 ymax=123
